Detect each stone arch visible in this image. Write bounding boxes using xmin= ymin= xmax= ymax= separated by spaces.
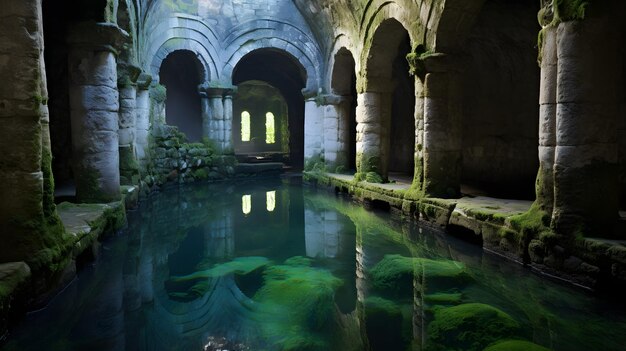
xmin=433 ymin=0 xmax=486 ymax=53
xmin=159 ymin=50 xmax=205 ymax=142
xmin=146 ymin=15 xmax=221 ymax=82
xmin=221 ymin=20 xmax=322 ymax=91
xmin=231 ymin=48 xmax=308 ymax=169
xmin=357 ymin=17 xmax=415 ymax=181
xmin=329 ymin=46 xmax=358 ymax=172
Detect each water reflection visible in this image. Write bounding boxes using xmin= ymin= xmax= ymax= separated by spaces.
xmin=3 ymin=180 xmax=626 ymax=351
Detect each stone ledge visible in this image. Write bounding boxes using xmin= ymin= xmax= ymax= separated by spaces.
xmin=304 ymin=171 xmax=626 ymax=290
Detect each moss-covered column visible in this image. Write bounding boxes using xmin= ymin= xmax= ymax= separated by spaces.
xmin=303 ymin=90 xmax=324 ymax=163
xmin=118 ymin=64 xmax=141 ymax=185
xmin=207 ymin=87 xmax=224 ymax=151
xmin=536 ymin=26 xmax=558 ymax=213
xmin=423 ymin=67 xmax=462 ymax=198
xmin=0 ymin=0 xmax=65 ymax=264
xmin=135 ymin=73 xmax=152 ymax=167
xmin=553 ymin=18 xmax=621 ymax=236
xmin=198 ymin=85 xmax=211 ymax=141
xmin=355 ymin=92 xmax=386 ymax=181
xmin=223 ymin=89 xmax=235 ymax=152
xmin=412 ymin=77 xmax=425 ymax=193
xmin=67 ymin=22 xmax=127 ymax=203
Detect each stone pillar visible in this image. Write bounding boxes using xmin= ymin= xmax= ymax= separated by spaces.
xmin=118 ymin=64 xmax=141 ymax=185
xmin=355 ymin=92 xmax=384 ymax=179
xmin=199 ymin=87 xmax=211 ymax=141
xmin=552 ymin=18 xmax=621 ymax=235
xmin=422 ymin=66 xmax=462 ymax=198
xmin=413 ymin=78 xmax=426 ymax=190
xmin=223 ymin=90 xmax=235 ymax=152
xmin=303 ymin=92 xmax=324 ymax=162
xmin=135 ymin=73 xmax=152 ymax=167
xmin=537 ymin=27 xmax=558 ymax=213
xmin=67 ymin=22 xmax=127 ymax=203
xmin=320 ymin=94 xmax=352 ymax=172
xmin=207 ymin=88 xmax=224 ymax=150
xmin=0 ymin=0 xmax=64 ymax=263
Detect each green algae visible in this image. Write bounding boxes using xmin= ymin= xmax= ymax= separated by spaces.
xmin=426 ymin=303 xmax=522 ymax=351
xmin=484 ymin=339 xmax=552 ymax=351
xmin=369 ymin=254 xmax=469 ymax=297
xmin=170 ymin=256 xmax=270 ymax=282
xmin=253 ymin=257 xmax=344 ymax=350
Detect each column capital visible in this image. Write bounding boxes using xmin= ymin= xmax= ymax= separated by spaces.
xmin=407 ymin=52 xmax=463 ymax=77
xmin=318 ymin=94 xmax=352 ymax=106
xmin=117 ymin=63 xmax=142 ymax=88
xmin=136 ymin=73 xmax=153 ymax=90
xmin=67 ymin=21 xmax=129 ymax=54
xmin=301 ymin=88 xmax=319 ymax=100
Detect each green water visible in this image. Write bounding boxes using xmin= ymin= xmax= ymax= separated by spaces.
xmin=3 ymin=178 xmax=626 ymax=351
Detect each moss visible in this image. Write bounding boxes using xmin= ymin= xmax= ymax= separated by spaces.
xmin=538 ymin=0 xmax=592 ymax=63
xmin=425 ymin=292 xmax=463 ymax=305
xmin=369 ymin=255 xmax=469 ymax=298
xmin=426 ymin=303 xmax=522 ymax=351
xmin=483 ymin=339 xmax=552 ymax=351
xmin=192 ymin=168 xmax=208 ymax=180
xmin=170 ymin=256 xmax=270 ymax=282
xmin=150 ymin=84 xmax=167 ymax=103
xmin=254 ymin=257 xmax=343 ymax=350
xmin=508 ymin=202 xmax=552 ymax=241
xmin=305 ymin=154 xmax=326 ymax=172
xmin=365 ymin=171 xmax=383 ymax=183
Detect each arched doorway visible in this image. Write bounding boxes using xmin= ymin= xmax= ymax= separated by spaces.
xmin=159 ymin=50 xmax=204 ymax=142
xmin=362 ymin=19 xmax=415 ymax=182
xmin=232 ymin=49 xmax=307 ymax=169
xmin=330 ymin=48 xmax=358 ymax=173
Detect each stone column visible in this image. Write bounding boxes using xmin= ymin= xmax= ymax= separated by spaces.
xmin=413 ymin=78 xmax=426 ymax=190
xmin=321 ymin=94 xmax=351 ymax=172
xmin=552 ymin=18 xmax=621 ymax=235
xmin=422 ymin=56 xmax=462 ymax=198
xmin=135 ymin=73 xmax=152 ymax=167
xmin=198 ymin=86 xmax=211 ymax=141
xmin=536 ymin=27 xmax=558 ymax=213
xmin=0 ymin=0 xmax=64 ymax=263
xmin=355 ymin=92 xmax=384 ymax=180
xmin=67 ymin=22 xmax=127 ymax=203
xmin=303 ymin=91 xmax=324 ymax=163
xmin=207 ymin=88 xmax=224 ymax=150
xmin=118 ymin=64 xmax=141 ymax=185
xmin=223 ymin=89 xmax=235 ymax=152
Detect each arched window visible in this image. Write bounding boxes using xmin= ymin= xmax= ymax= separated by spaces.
xmin=265 ymin=112 xmax=275 ymax=144
xmin=241 ymin=111 xmax=251 ymax=142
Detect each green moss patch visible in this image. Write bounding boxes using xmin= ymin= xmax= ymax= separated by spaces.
xmin=369 ymin=254 xmax=469 ymax=298
xmin=426 ymin=303 xmax=522 ymax=351
xmin=483 ymin=339 xmax=552 ymax=351
xmin=253 ymin=257 xmax=343 ymax=350
xmin=170 ymin=256 xmax=270 ymax=282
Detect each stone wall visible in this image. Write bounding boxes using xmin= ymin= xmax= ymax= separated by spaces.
xmin=146 ymin=125 xmax=237 ymax=190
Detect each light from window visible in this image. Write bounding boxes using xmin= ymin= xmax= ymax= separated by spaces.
xmin=241 ymin=111 xmax=251 ymax=142
xmin=266 ymin=191 xmax=276 ymax=212
xmin=265 ymin=112 xmax=275 ymax=144
xmin=242 ymin=195 xmax=251 ymax=215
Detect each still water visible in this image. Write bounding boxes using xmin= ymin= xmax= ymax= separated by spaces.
xmin=3 ymin=178 xmax=626 ymax=351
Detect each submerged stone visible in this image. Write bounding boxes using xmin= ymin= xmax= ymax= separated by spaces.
xmin=483 ymin=339 xmax=552 ymax=351
xmin=426 ymin=303 xmax=522 ymax=351
xmin=253 ymin=258 xmax=344 ymax=350
xmin=369 ymin=254 xmax=470 ymax=297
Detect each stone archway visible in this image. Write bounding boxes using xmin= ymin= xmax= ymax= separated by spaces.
xmin=358 ymin=18 xmax=415 ymax=182
xmin=159 ymin=50 xmax=206 ymax=142
xmin=330 ymin=47 xmax=358 ymax=172
xmin=232 ymin=48 xmax=307 ymax=169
